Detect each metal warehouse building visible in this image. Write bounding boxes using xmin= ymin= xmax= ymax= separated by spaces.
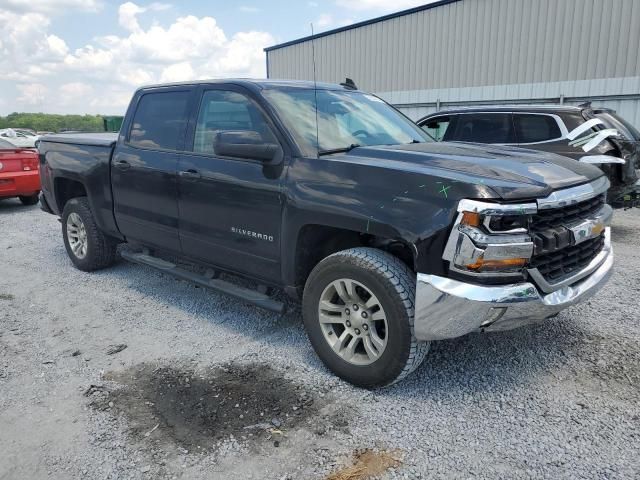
xmin=265 ymin=0 xmax=640 ymax=126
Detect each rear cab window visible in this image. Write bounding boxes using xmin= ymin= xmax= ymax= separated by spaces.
xmin=450 ymin=113 xmax=516 ymax=144
xmin=128 ymin=90 xmax=191 ymax=150
xmin=514 ymin=114 xmax=562 ymax=143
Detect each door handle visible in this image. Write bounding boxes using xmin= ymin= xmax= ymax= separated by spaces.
xmin=179 ymin=169 xmax=201 ymax=179
xmin=114 ymin=160 xmax=131 ymax=170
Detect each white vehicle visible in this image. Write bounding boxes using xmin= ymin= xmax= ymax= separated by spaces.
xmin=0 ymin=128 xmax=39 ymax=148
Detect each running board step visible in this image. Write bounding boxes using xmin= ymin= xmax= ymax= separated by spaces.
xmin=120 ymin=250 xmax=285 ymax=313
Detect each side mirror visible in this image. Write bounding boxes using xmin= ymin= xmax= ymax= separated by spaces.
xmin=214 ymin=130 xmax=282 ymax=164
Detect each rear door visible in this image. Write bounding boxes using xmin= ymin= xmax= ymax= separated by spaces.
xmin=111 ymin=88 xmax=193 ymax=252
xmin=176 ymin=85 xmax=285 ymax=282
xmin=513 ymin=113 xmax=575 ymax=156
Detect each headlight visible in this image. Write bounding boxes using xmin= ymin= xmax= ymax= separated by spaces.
xmin=486 ymin=214 xmax=529 ymax=232
xmin=443 ymin=200 xmax=536 ymax=277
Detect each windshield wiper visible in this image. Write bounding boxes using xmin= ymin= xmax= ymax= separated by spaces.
xmin=318 ymin=143 xmax=361 ymax=156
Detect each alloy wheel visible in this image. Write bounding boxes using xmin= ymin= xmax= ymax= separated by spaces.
xmin=318 ymin=278 xmax=388 ymax=365
xmin=66 ymin=212 xmax=88 ymax=259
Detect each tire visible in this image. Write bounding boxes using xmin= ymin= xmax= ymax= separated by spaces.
xmin=19 ymin=194 xmax=39 ymax=206
xmin=302 ymin=247 xmax=429 ymax=388
xmin=61 ymin=197 xmax=117 ymax=272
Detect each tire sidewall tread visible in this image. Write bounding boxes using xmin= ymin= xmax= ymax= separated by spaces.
xmin=61 ymin=197 xmax=116 ymax=272
xmin=303 ymin=247 xmax=429 ymax=388
xmin=19 ymin=194 xmax=39 ymax=206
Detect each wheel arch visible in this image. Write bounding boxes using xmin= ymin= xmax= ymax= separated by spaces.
xmin=283 ymin=221 xmax=417 ymax=299
xmin=53 ymin=176 xmax=88 ymax=212
xmin=52 ymin=174 xmax=124 ymax=241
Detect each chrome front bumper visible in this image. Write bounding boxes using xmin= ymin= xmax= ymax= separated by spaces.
xmin=414 ymin=231 xmax=614 ymax=341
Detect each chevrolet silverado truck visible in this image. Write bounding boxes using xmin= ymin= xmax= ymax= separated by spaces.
xmin=38 ymin=80 xmax=614 ymax=388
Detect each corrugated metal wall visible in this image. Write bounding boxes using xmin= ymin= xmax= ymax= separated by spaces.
xmin=266 ymin=0 xmax=640 ymax=125
xmin=397 ymin=98 xmax=640 ymax=126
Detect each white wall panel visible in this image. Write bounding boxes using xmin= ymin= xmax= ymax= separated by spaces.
xmin=266 ymin=0 xmax=640 ymax=127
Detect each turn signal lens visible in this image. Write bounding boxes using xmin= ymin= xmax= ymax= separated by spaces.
xmin=591 ymin=223 xmax=605 ymax=236
xmin=466 ymin=256 xmax=527 ymax=272
xmin=460 ymin=211 xmax=481 ymax=227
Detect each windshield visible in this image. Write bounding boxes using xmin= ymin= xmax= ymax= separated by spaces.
xmin=263 ymin=89 xmax=431 ymax=156
xmin=0 ymin=138 xmax=16 ymax=149
xmin=595 ymin=112 xmax=640 ymax=141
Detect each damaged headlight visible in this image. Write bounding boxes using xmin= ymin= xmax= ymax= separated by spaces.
xmin=443 ymin=200 xmax=536 ymax=276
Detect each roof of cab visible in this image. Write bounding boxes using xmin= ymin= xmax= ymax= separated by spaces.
xmin=136 ymin=78 xmax=359 ymax=93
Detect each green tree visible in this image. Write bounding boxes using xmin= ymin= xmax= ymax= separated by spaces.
xmin=0 ymin=113 xmax=107 ymax=133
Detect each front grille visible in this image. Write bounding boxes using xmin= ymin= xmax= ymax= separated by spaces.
xmin=529 ymin=234 xmax=605 ymax=282
xmin=530 ymin=194 xmax=605 ymax=231
xmin=528 ymin=193 xmax=607 ymax=284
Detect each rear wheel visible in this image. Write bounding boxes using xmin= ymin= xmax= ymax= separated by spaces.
xmin=19 ymin=194 xmax=39 ymax=206
xmin=62 ymin=197 xmax=117 ymax=271
xmin=302 ymin=247 xmax=429 ymax=388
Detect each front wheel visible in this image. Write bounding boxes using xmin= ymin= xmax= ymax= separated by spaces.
xmin=62 ymin=197 xmax=117 ymax=272
xmin=302 ymin=247 xmax=429 ymax=388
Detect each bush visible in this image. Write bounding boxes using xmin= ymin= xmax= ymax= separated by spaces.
xmin=0 ymin=113 xmax=105 ymax=133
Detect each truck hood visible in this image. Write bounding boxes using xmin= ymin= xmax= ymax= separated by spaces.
xmin=340 ymin=141 xmax=604 ymax=200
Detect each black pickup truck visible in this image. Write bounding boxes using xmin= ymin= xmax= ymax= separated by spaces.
xmin=38 ymin=80 xmax=614 ymax=387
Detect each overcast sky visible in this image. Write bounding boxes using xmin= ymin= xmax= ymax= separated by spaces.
xmin=0 ymin=0 xmax=430 ymax=115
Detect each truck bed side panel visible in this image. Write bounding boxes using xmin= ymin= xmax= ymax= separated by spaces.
xmin=39 ymin=139 xmax=122 ymax=239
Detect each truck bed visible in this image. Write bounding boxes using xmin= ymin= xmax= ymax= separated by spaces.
xmin=40 ymin=132 xmax=118 ymax=147
xmin=38 ymin=132 xmax=120 ymax=239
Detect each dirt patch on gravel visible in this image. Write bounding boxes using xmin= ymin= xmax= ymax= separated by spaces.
xmin=91 ymin=363 xmax=322 ymax=451
xmin=325 ymin=449 xmax=403 ymax=480
xmin=610 ymin=224 xmax=638 ymax=244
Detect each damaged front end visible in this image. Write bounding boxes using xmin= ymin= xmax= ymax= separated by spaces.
xmin=607 ymin=137 xmax=640 ymax=208
xmin=578 ymin=111 xmax=640 ymax=209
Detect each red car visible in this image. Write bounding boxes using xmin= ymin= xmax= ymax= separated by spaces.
xmin=0 ymin=138 xmax=40 ymax=205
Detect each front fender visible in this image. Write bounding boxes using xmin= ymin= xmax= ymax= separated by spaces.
xmin=281 ymin=156 xmax=497 ymax=284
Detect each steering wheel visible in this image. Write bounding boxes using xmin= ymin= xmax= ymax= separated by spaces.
xmin=352 ymin=130 xmax=371 ymax=139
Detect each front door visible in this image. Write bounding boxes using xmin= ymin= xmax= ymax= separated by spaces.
xmin=177 ymin=86 xmax=285 ymax=282
xmin=111 ymin=88 xmax=192 ymax=252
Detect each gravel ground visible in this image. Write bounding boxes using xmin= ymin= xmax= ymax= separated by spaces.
xmin=1 ymin=199 xmax=639 ymax=479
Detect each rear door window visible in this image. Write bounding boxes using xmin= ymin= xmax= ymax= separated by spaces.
xmin=558 ymin=113 xmax=585 ymax=133
xmin=420 ymin=116 xmax=452 ymax=141
xmin=128 ymin=90 xmax=190 ymax=150
xmin=451 ymin=113 xmax=515 ymax=143
xmin=514 ymin=114 xmax=562 ymax=143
